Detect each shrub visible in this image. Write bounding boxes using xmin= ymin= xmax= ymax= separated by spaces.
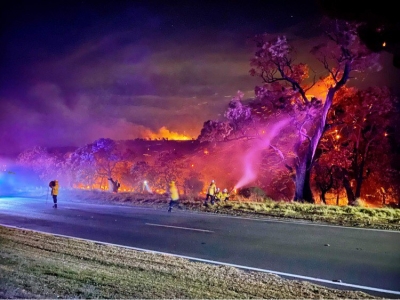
xmin=237 ymin=186 xmax=266 ymax=200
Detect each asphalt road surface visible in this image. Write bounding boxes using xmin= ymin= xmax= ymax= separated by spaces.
xmin=1 ymin=196 xmax=399 ymax=297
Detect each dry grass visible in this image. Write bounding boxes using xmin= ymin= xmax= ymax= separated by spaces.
xmin=0 ymin=226 xmax=380 ymax=299
xmin=216 ymin=200 xmax=400 ymax=230
xmin=63 ymin=189 xmax=400 ymax=231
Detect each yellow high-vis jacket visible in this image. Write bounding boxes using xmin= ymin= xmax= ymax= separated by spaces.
xmin=207 ymin=183 xmax=216 ymax=195
xmin=169 ymin=183 xmax=179 ymax=201
xmin=51 ymin=181 xmax=59 ymax=196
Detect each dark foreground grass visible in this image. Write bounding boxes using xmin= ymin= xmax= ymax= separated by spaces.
xmin=0 ymin=226 xmax=379 ymax=299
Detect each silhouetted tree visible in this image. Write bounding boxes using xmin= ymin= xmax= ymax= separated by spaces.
xmin=224 ymin=91 xmax=253 ymax=137
xmin=248 ymin=20 xmax=380 ymax=203
xmin=327 ymin=86 xmax=398 ymax=204
xmin=66 ymin=144 xmax=97 ymax=189
xmin=128 ymin=161 xmax=154 ymax=192
xmin=66 ymin=138 xmax=128 ymax=189
xmin=198 ymin=120 xmax=233 ymax=144
xmin=151 ymin=150 xmax=186 ymax=192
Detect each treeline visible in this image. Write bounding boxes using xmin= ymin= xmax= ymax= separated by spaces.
xmin=13 ymin=19 xmax=400 ymax=207
xmin=15 ymin=138 xmax=206 ymax=197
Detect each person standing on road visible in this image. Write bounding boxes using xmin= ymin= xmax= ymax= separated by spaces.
xmin=49 ymin=180 xmax=59 ymax=208
xmin=167 ymin=181 xmax=180 ymax=212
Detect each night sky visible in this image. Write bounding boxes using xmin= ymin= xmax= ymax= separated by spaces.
xmin=1 ymin=0 xmax=399 ymax=157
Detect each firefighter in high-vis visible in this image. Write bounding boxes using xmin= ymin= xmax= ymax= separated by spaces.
xmin=221 ymin=188 xmax=230 ymax=201
xmin=204 ymin=180 xmax=217 ymax=205
xmin=215 ymin=188 xmax=222 ymax=202
xmin=167 ymin=181 xmax=180 ymax=212
xmin=49 ymin=180 xmax=59 ymax=208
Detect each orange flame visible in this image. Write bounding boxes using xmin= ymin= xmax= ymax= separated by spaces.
xmin=147 ymin=126 xmax=191 ymax=140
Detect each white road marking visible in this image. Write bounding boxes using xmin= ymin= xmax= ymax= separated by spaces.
xmin=146 ymin=223 xmax=213 ymax=233
xmin=1 ymin=224 xmax=399 ymax=296
xmin=4 ymin=196 xmax=399 ymax=233
xmin=179 ymin=209 xmax=400 ymax=233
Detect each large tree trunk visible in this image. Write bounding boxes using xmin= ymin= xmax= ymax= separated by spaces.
xmin=355 ymin=146 xmax=369 ymax=199
xmin=303 ymin=168 xmax=313 ymax=203
xmin=342 ymin=174 xmax=356 ymax=205
xmin=293 ymin=63 xmax=350 ymax=203
xmin=294 ymin=163 xmax=306 ymax=202
xmin=320 ymin=191 xmax=326 ymax=204
xmin=293 ymin=85 xmax=339 ymax=203
xmin=294 ymin=159 xmax=314 ymax=203
xmin=355 ymin=171 xmax=364 ymax=200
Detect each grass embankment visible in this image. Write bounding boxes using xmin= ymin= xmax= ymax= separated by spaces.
xmin=68 ymin=189 xmax=400 ymax=231
xmin=0 ymin=226 xmax=378 ymax=299
xmin=215 ymin=200 xmax=400 ymax=231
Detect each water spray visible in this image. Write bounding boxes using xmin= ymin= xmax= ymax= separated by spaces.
xmin=234 ymin=118 xmax=290 ymax=190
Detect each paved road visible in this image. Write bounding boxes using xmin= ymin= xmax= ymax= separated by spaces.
xmin=1 ymin=196 xmax=399 ymax=297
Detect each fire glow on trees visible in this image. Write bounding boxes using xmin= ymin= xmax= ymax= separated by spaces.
xmin=145 ymin=126 xmax=192 ymax=141
xmin=6 ymin=16 xmax=400 ymax=207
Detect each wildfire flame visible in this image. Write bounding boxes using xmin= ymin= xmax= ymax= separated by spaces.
xmin=146 ymin=126 xmax=191 ymax=140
